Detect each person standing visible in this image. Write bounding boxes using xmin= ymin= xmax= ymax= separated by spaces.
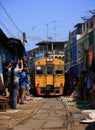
xmin=19 ymin=68 xmax=27 ymax=105
xmin=8 ymin=59 xmax=23 ymax=109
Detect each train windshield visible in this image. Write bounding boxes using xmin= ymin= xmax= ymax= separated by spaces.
xmin=35 ymin=65 xmax=45 ymax=75
xmin=46 ymin=65 xmax=53 ymax=75
xmin=54 ymin=65 xmax=63 ymax=75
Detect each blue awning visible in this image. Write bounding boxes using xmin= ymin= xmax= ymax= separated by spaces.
xmin=24 ymin=50 xmax=30 ymax=58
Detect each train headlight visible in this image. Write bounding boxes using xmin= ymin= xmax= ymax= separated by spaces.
xmin=46 ymin=58 xmax=49 ymax=61
xmin=46 ymin=58 xmax=53 ymax=61
xmin=50 ymin=58 xmax=53 ymax=61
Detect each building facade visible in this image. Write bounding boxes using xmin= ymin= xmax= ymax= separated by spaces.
xmin=0 ymin=29 xmax=24 ymax=92
xmin=66 ymin=15 xmax=95 ymax=79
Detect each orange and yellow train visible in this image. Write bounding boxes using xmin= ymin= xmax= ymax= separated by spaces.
xmin=34 ymin=57 xmax=65 ymax=96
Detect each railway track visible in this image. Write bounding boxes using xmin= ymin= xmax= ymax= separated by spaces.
xmin=57 ymin=98 xmax=75 ymax=130
xmin=12 ymin=97 xmax=75 ymax=130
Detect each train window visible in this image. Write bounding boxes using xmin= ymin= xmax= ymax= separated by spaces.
xmin=46 ymin=65 xmax=53 ymax=75
xmin=36 ymin=65 xmax=45 ymax=75
xmin=55 ymin=65 xmax=63 ymax=75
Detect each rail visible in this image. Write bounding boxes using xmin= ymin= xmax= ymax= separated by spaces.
xmin=57 ymin=97 xmax=75 ymax=130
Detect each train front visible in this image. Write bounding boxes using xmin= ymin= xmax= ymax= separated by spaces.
xmin=34 ymin=58 xmax=65 ymax=96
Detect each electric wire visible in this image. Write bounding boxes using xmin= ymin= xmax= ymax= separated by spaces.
xmin=0 ymin=2 xmax=22 ymax=34
xmin=0 ymin=12 xmax=19 ymax=37
xmin=0 ymin=19 xmax=15 ymax=37
xmin=0 ymin=12 xmax=15 ymax=28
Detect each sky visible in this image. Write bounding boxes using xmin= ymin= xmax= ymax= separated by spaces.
xmin=0 ymin=0 xmax=95 ymax=50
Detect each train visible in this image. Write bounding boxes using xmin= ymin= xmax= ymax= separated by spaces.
xmin=32 ymin=57 xmax=65 ymax=96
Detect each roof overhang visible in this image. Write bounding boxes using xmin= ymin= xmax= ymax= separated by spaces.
xmin=8 ymin=38 xmax=25 ymax=51
xmin=0 ymin=29 xmax=8 ymax=43
xmin=36 ymin=40 xmax=67 ymax=46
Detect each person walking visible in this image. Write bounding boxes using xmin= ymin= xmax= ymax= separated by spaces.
xmin=8 ymin=59 xmax=23 ymax=109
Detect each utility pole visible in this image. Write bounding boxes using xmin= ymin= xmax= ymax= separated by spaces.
xmin=22 ymin=32 xmax=27 ymax=46
xmin=31 ymin=26 xmax=36 ymax=35
xmin=52 ymin=20 xmax=58 ymax=41
xmin=46 ymin=23 xmax=49 ymax=40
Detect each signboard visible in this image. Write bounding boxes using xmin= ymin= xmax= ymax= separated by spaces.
xmin=71 ymin=37 xmax=77 ymax=66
